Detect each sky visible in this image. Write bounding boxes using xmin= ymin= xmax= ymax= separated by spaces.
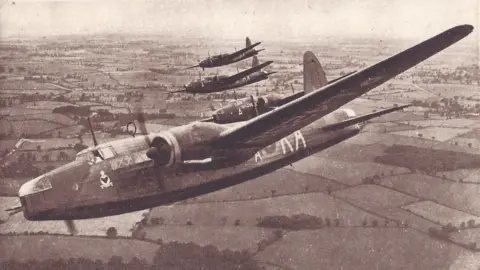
xmin=0 ymin=0 xmax=479 ymax=42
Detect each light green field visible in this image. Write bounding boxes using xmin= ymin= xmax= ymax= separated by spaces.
xmin=150 ymin=192 xmax=382 ymax=227
xmin=391 ymin=127 xmax=472 ymax=142
xmin=0 ymin=197 xmax=147 ymax=237
xmin=291 ymin=156 xmax=409 ymax=186
xmin=185 ymin=168 xmax=344 ymax=203
xmin=333 ymin=185 xmax=419 ymax=209
xmin=379 ymin=174 xmax=480 ymax=217
xmin=403 ymin=200 xmax=480 ymax=227
xmin=401 ymin=119 xmax=478 ymax=129
xmin=0 ymin=235 xmax=158 ymax=263
xmin=142 ymin=225 xmax=276 ymax=253
xmin=255 ymin=228 xmax=476 ymax=270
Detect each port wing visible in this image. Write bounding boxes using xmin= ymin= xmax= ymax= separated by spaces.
xmin=212 ymin=25 xmax=472 ymax=148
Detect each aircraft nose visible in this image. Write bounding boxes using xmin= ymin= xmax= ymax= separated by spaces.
xmin=18 ymin=175 xmax=52 ymax=197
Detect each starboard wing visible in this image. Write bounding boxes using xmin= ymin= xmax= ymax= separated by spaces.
xmin=229 ymin=41 xmax=262 ymax=59
xmin=226 ymin=61 xmax=273 ymax=82
xmin=212 ymin=25 xmax=473 ymax=149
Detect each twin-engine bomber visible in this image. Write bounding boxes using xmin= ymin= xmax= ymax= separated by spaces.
xmin=9 ymin=25 xmax=473 ymax=236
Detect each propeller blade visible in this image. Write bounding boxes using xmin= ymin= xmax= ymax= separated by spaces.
xmin=5 ymin=206 xmax=23 ymax=216
xmin=65 ymin=220 xmax=78 ymax=235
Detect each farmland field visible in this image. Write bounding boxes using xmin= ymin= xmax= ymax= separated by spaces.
xmin=185 ymin=168 xmax=344 ymax=203
xmin=149 ymin=192 xmax=383 ymax=227
xmin=4 ymin=120 xmax=64 ymax=136
xmin=6 ymin=113 xmax=77 ymax=126
xmin=291 ymin=155 xmax=409 ymax=186
xmin=255 ymin=228 xmax=476 ymax=270
xmin=400 ymin=119 xmax=478 ymax=128
xmin=391 ymin=127 xmax=472 ymax=142
xmin=142 ymin=225 xmax=277 ymax=252
xmin=0 ymin=235 xmax=158 ymax=264
xmin=332 ymin=184 xmax=419 ymax=209
xmin=402 ymin=200 xmax=480 ymax=227
xmin=378 ymin=174 xmax=480 ymax=216
xmin=19 ymin=101 xmax=75 ymax=110
xmin=0 ymin=197 xmax=147 ymax=237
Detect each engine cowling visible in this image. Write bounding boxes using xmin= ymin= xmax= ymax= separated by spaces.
xmin=145 ymin=131 xmax=182 ymax=168
xmin=145 ymin=122 xmax=230 ymax=168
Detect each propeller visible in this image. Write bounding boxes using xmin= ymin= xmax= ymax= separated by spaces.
xmin=133 ymin=102 xmax=172 ymax=166
xmin=65 ymin=220 xmax=78 ymax=235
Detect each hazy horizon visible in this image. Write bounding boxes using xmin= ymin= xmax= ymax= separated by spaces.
xmin=1 ymin=0 xmax=479 ymax=43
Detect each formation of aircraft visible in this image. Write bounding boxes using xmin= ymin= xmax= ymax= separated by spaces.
xmin=186 ymin=37 xmax=265 ymax=70
xmin=7 ymin=25 xmax=473 ymax=235
xmin=175 ymin=58 xmax=274 ymax=94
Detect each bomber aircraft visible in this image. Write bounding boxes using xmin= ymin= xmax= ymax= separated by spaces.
xmin=203 ymin=52 xmax=355 ymax=124
xmin=176 ymin=59 xmax=274 ymax=94
xmin=9 ymin=25 xmax=473 ymax=235
xmin=186 ymin=37 xmax=264 ymax=70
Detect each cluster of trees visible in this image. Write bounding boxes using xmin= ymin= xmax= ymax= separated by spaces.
xmin=414 ymin=67 xmax=479 ymax=85
xmin=0 ymin=160 xmax=41 ymax=178
xmin=428 ymin=220 xmax=478 ymax=250
xmin=411 ymin=96 xmax=479 ymax=119
xmin=0 ymin=240 xmax=265 ymax=270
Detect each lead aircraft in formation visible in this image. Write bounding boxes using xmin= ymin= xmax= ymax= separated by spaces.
xmin=186 ymin=37 xmax=265 ymax=70
xmin=7 ymin=25 xmax=473 ymax=235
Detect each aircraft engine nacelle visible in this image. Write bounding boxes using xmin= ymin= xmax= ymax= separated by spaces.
xmin=146 ymin=131 xmax=182 ymax=167
xmin=256 ymin=94 xmax=284 ymax=112
xmin=147 ymin=122 xmax=229 ymax=167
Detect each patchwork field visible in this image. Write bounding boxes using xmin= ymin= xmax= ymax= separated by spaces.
xmin=332 ymin=184 xmax=420 ymax=209
xmin=0 ymin=196 xmax=147 ymax=237
xmin=142 ymin=225 xmax=277 ymax=253
xmin=291 ymin=155 xmax=409 ymax=186
xmin=149 ymin=192 xmax=383 ymax=227
xmin=402 ymin=200 xmax=480 ymax=227
xmin=255 ymin=228 xmax=477 ymax=270
xmin=185 ymin=168 xmax=344 ymax=203
xmin=0 ymin=235 xmax=158 ymax=264
xmin=391 ymin=127 xmax=472 ymax=142
xmin=378 ymin=174 xmax=480 ymax=216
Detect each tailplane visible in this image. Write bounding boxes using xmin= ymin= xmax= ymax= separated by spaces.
xmin=303 ymin=51 xmax=327 ymax=94
xmin=246 ymin=37 xmax=252 ymax=48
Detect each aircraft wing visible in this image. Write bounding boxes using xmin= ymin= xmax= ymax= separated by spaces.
xmin=229 ymin=42 xmax=262 ymax=59
xmin=213 ymin=25 xmax=473 ymax=148
xmin=226 ymin=61 xmax=273 ymax=82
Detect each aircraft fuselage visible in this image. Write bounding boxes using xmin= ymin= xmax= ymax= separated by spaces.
xmin=200 ymin=49 xmax=262 ymax=69
xmin=19 ymin=112 xmax=360 ymax=221
xmin=187 ymin=71 xmax=270 ymax=94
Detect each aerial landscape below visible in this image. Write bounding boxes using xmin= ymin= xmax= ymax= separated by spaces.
xmin=1 ymin=0 xmax=480 ymax=269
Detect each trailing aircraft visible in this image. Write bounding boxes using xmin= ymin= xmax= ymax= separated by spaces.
xmin=186 ymin=37 xmax=265 ymax=70
xmin=202 ymin=52 xmax=355 ymax=124
xmin=9 ymin=25 xmax=473 ymax=235
xmin=176 ymin=60 xmax=274 ymax=94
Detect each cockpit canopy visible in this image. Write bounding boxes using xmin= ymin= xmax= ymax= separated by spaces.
xmin=75 ymin=146 xmax=116 ymax=165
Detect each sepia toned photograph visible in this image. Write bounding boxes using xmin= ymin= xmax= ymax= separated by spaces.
xmin=0 ymin=0 xmax=479 ymax=269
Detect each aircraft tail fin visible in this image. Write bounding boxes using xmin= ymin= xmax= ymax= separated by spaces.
xmin=252 ymin=56 xmax=259 ymax=67
xmin=303 ymin=51 xmax=327 ymax=94
xmin=246 ymin=37 xmax=252 ymax=48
